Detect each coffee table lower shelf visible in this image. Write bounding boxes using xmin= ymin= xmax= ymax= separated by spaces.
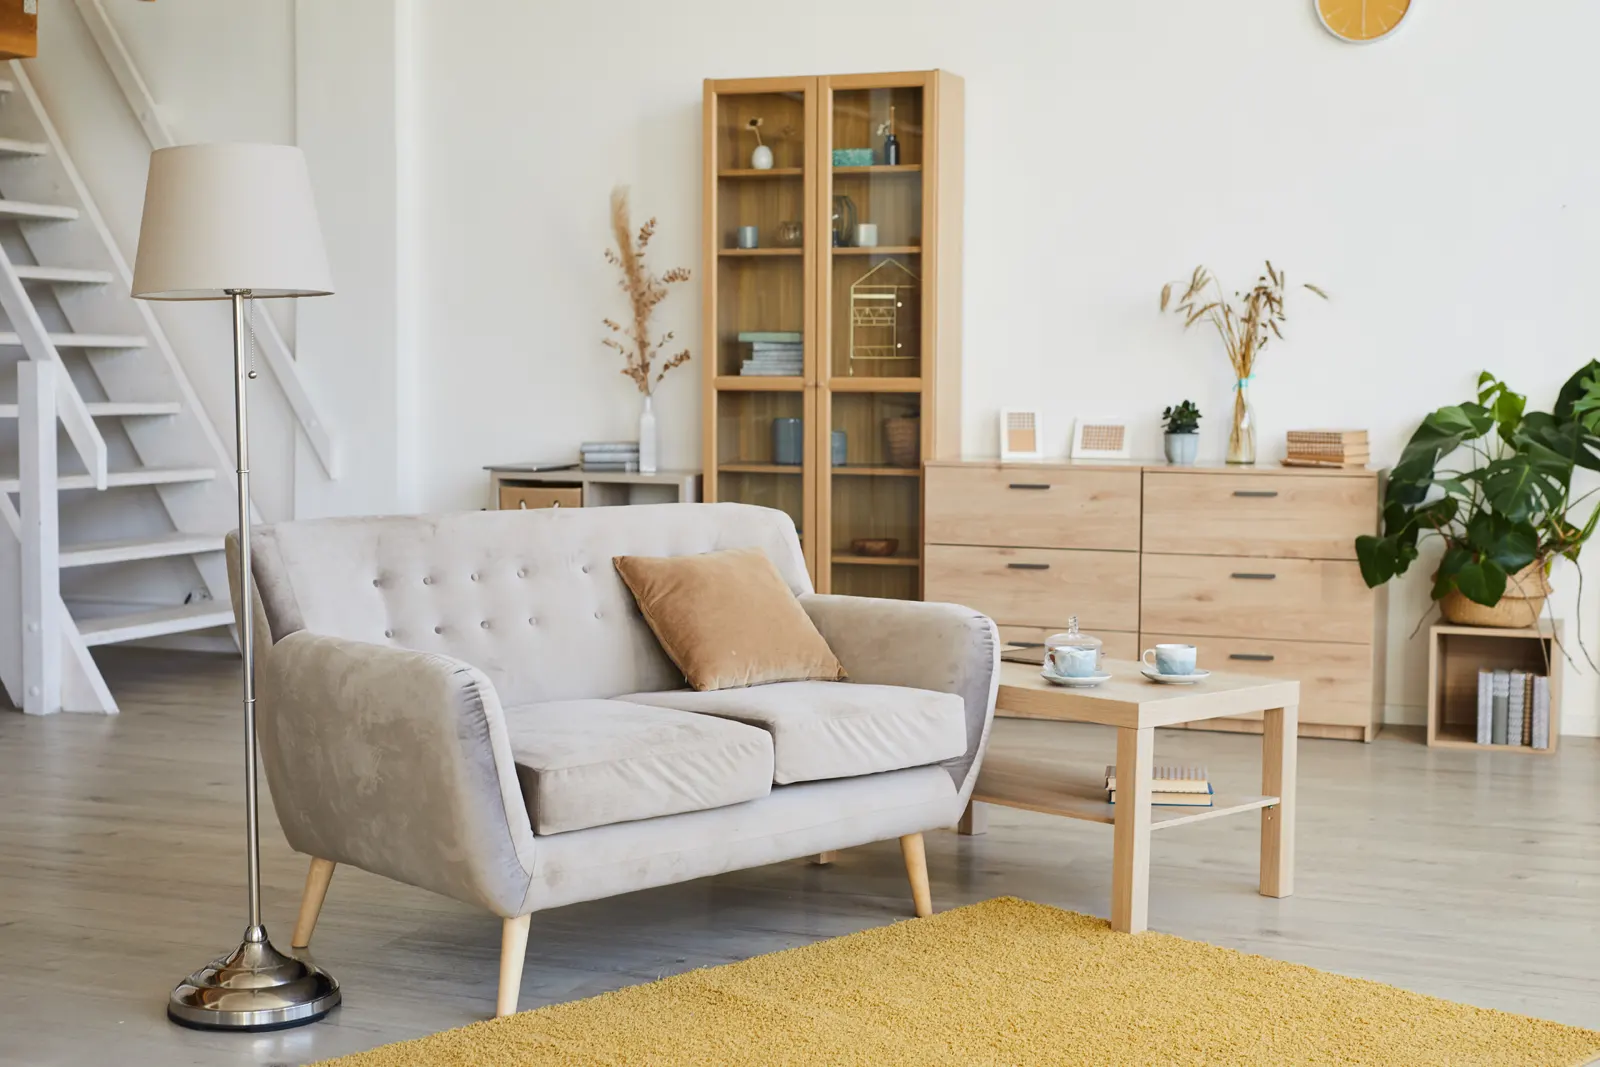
xmin=973 ymin=755 xmax=1279 ymax=831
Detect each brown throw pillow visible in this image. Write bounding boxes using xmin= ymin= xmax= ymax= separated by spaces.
xmin=614 ymin=547 xmax=846 ymax=692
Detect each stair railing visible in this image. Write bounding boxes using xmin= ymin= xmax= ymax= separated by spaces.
xmin=17 ymin=360 xmax=60 ymax=714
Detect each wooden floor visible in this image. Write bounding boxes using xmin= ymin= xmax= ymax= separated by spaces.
xmin=1 ymin=650 xmax=1597 ymax=1066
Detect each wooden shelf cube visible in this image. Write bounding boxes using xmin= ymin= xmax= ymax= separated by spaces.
xmin=1426 ymin=622 xmax=1562 ymax=753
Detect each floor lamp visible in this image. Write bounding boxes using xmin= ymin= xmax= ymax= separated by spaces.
xmin=131 ymin=143 xmax=340 ymax=1031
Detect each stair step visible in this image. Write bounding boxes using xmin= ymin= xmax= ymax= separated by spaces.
xmin=0 ymin=332 xmax=147 ymax=349
xmin=13 ymin=265 xmax=114 ymax=285
xmin=0 ymin=400 xmax=182 ymax=418
xmin=62 ymin=533 xmax=226 ymax=568
xmin=78 ymin=603 xmax=235 ymax=647
xmin=0 ymin=466 xmax=217 ymax=492
xmin=0 ymin=200 xmax=78 ymax=221
xmin=0 ymin=137 xmax=47 ymax=157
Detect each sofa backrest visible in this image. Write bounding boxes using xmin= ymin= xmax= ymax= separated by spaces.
xmin=245 ymin=502 xmax=809 ymax=706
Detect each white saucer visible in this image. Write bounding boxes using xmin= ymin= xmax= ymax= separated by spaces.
xmin=1041 ymin=669 xmax=1112 ymax=688
xmin=1140 ymin=666 xmax=1211 ymax=685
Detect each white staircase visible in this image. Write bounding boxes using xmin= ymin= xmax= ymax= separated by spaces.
xmin=0 ymin=62 xmax=248 ymax=714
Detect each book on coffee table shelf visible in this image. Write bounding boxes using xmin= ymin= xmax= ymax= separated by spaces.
xmin=1105 ymin=764 xmax=1213 ymax=807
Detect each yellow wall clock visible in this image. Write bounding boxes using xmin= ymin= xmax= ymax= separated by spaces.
xmin=1317 ymin=0 xmax=1411 ymax=43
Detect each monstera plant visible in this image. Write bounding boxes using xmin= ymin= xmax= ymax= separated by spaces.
xmin=1356 ymin=362 xmax=1600 ymax=626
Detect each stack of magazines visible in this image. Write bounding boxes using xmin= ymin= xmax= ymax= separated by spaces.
xmin=738 ymin=331 xmax=803 ymax=376
xmin=579 ymin=441 xmax=639 ymax=471
xmin=1105 ymin=764 xmax=1213 ymax=807
xmin=1475 ymin=669 xmax=1551 ymax=748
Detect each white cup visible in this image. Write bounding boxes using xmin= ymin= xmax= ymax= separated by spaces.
xmin=1142 ymin=643 xmax=1197 ymax=676
xmin=1046 ymin=646 xmax=1099 ymax=678
xmin=854 ymin=223 xmax=879 ymax=248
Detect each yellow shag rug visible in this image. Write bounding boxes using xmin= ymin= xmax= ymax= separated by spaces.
xmin=318 ymin=897 xmax=1600 ymax=1066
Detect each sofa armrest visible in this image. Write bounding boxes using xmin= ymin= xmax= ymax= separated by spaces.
xmin=799 ymin=594 xmax=999 ymax=798
xmin=256 ymin=630 xmax=536 ymax=917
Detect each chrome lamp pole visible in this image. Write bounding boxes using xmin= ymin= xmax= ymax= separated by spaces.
xmin=131 ymin=144 xmax=340 ymax=1031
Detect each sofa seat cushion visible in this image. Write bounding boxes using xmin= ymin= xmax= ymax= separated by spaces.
xmin=503 ymin=699 xmax=774 ymax=835
xmin=623 ymin=682 xmax=968 ymax=785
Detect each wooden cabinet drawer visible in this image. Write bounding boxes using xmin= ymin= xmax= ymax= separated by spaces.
xmin=1140 ymin=553 xmax=1373 ymax=643
xmin=998 ymin=625 xmax=1138 ymax=662
xmin=926 ymin=545 xmax=1140 ymax=631
xmin=926 ymin=465 xmax=1141 ymax=550
xmin=1142 ymin=471 xmax=1376 ymax=559
xmin=1141 ymin=631 xmax=1374 ymax=726
xmin=499 ymin=485 xmax=583 ymax=510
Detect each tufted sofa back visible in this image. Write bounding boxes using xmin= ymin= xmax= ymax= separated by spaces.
xmin=245 ymin=503 xmax=810 ymax=706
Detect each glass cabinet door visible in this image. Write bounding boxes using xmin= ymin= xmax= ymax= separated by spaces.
xmin=704 ymin=79 xmax=817 ymax=574
xmin=818 ymin=75 xmax=929 ymax=598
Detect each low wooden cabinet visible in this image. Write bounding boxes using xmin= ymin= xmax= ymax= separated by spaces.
xmin=925 ymin=459 xmax=1386 ymax=741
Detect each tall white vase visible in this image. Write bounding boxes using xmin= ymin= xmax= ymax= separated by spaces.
xmin=638 ymin=393 xmax=658 ymax=474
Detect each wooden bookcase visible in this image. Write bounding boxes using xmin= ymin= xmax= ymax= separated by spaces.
xmin=702 ymin=71 xmax=964 ymax=597
xmin=1426 ymin=622 xmax=1562 ymax=753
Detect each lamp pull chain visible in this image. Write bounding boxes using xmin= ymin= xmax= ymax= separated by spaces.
xmin=246 ymin=297 xmax=258 ymax=380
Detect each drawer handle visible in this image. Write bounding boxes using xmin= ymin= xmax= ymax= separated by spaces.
xmin=1006 ymin=562 xmax=1050 ymax=571
xmin=1008 ymin=482 xmax=1051 ymax=490
xmin=1229 ymin=653 xmax=1276 ymax=662
xmin=1230 ymin=572 xmax=1277 ymax=580
xmin=1008 ymin=641 xmax=1045 ymax=648
xmin=1233 ymin=490 xmax=1279 ymax=498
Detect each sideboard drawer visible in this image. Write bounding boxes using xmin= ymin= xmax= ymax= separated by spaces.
xmin=926 ymin=545 xmax=1140 ymax=631
xmin=925 ymin=465 xmax=1141 ymax=550
xmin=499 ymin=485 xmax=583 ymax=510
xmin=1140 ymin=554 xmax=1373 ymax=643
xmin=997 ymin=624 xmax=1138 ymax=662
xmin=1140 ymin=631 xmax=1374 ymax=726
xmin=1142 ymin=471 xmax=1376 ymax=559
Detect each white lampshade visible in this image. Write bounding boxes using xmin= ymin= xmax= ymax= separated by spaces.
xmin=132 ymin=143 xmax=332 ymax=300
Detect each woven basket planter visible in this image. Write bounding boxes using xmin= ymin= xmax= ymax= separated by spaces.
xmin=1439 ymin=560 xmax=1552 ymax=628
xmin=884 ymin=416 xmax=921 ymax=468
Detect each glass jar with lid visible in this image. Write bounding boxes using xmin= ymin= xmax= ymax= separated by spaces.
xmin=1044 ymin=617 xmax=1104 ymax=678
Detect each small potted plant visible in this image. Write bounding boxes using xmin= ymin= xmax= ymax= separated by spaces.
xmin=1161 ymin=400 xmax=1201 ymax=465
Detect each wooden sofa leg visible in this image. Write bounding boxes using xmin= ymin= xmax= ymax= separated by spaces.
xmin=497 ymin=914 xmax=532 ymax=1017
xmin=812 ymin=851 xmax=837 ymax=865
xmin=291 ymin=857 xmax=336 ymax=949
xmin=899 ymin=833 xmax=932 ymax=918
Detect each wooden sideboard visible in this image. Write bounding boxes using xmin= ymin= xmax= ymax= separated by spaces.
xmin=925 ymin=459 xmax=1386 ymax=741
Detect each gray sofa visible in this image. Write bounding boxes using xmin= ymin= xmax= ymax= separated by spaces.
xmin=232 ymin=502 xmax=999 ymax=1016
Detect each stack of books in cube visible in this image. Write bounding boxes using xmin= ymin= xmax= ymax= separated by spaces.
xmin=1105 ymin=764 xmax=1213 ymax=807
xmin=1475 ymin=669 xmax=1551 ymax=748
xmin=579 ymin=441 xmax=639 ymax=471
xmin=1283 ymin=429 xmax=1369 ymax=468
xmin=738 ymin=330 xmax=803 ymax=376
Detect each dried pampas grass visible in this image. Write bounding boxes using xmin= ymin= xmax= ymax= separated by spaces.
xmin=603 ymin=186 xmax=691 ymax=395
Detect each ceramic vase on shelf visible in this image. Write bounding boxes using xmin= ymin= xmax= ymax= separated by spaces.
xmin=638 ymin=393 xmax=658 ymax=474
xmin=751 ymin=145 xmax=773 ymax=171
xmin=1226 ymin=380 xmax=1256 ymax=464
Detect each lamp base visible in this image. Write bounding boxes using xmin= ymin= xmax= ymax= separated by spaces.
xmin=168 ymin=928 xmax=340 ymax=1032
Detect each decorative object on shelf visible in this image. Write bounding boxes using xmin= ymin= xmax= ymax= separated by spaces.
xmin=1045 ymin=617 xmax=1103 ymax=675
xmin=1284 ymin=429 xmax=1368 ymax=468
xmin=1160 ymin=400 xmax=1201 ymax=466
xmin=848 ymin=259 xmax=918 ymax=372
xmin=747 ymin=117 xmax=773 ymax=170
xmin=831 ymin=194 xmax=857 ymax=247
xmin=736 ymin=225 xmax=759 ymax=250
xmin=131 ymin=143 xmax=341 ymax=1031
xmin=773 ymin=417 xmax=804 ymax=465
xmin=1160 ymin=262 xmax=1327 ymax=465
xmin=831 ymin=429 xmax=848 ymax=466
xmin=777 ymin=220 xmax=803 ymax=247
xmin=884 ymin=415 xmax=921 ymax=468
xmin=737 ymin=331 xmax=803 ymax=376
xmin=999 ymin=410 xmax=1043 ymax=461
xmin=1070 ymin=419 xmax=1131 ymax=460
xmin=604 ymin=186 xmax=691 ymax=476
xmin=854 ymin=223 xmax=879 ymax=248
xmin=832 ymin=148 xmax=874 ymax=167
xmin=850 ymin=537 xmax=899 ymax=557
xmin=878 ymin=105 xmax=900 ymax=165
xmin=1356 ymin=363 xmax=1600 ymax=645
xmin=1317 ymin=0 xmax=1410 ymax=42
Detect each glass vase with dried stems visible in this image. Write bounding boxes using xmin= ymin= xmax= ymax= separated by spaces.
xmin=603 ymin=186 xmax=691 ymax=474
xmin=1160 ymin=262 xmax=1327 ymax=464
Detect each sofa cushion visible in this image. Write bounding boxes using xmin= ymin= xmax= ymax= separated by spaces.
xmin=503 ymin=699 xmax=774 ymax=834
xmin=623 ymin=682 xmax=968 ymax=785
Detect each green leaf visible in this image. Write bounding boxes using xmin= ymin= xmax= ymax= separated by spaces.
xmin=1431 ymin=545 xmax=1474 ymax=600
xmin=1464 ymin=510 xmax=1538 ymax=573
xmin=1452 ymin=559 xmax=1508 ymax=607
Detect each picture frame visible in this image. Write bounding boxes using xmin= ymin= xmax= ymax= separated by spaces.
xmin=1071 ymin=419 xmax=1132 ymax=460
xmin=999 ymin=410 xmax=1044 ymax=461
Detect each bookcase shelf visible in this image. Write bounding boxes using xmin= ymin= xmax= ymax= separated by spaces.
xmin=1425 ymin=622 xmax=1562 ymax=753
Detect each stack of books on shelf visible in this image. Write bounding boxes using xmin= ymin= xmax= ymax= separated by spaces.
xmin=1105 ymin=764 xmax=1214 ymax=807
xmin=1475 ymin=669 xmax=1551 ymax=748
xmin=1283 ymin=429 xmax=1369 ymax=468
xmin=738 ymin=331 xmax=803 ymax=376
xmin=579 ymin=441 xmax=638 ymax=471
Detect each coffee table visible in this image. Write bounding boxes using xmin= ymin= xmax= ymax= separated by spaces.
xmin=962 ymin=658 xmax=1299 ymax=934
